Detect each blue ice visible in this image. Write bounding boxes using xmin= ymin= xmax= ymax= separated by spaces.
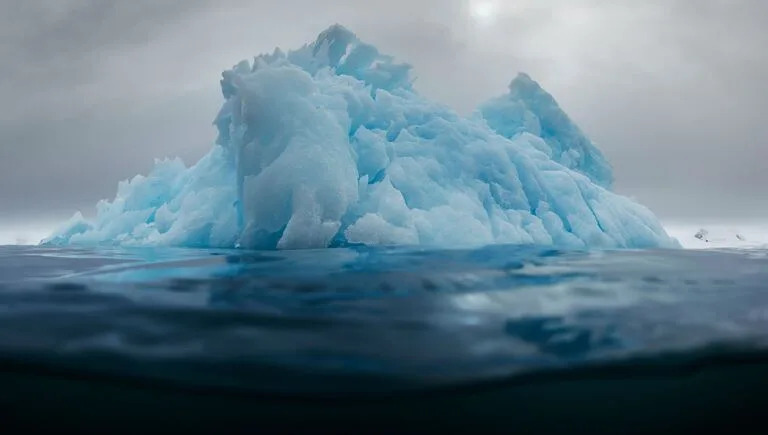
xmin=45 ymin=25 xmax=677 ymax=250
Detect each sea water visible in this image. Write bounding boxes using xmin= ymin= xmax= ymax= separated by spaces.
xmin=1 ymin=245 xmax=767 ymax=431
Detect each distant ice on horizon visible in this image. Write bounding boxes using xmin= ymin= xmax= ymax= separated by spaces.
xmin=0 ymin=226 xmax=50 ymax=246
xmin=665 ymin=224 xmax=768 ymax=250
xmin=44 ymin=25 xmax=677 ymax=251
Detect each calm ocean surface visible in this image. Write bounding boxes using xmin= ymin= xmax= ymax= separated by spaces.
xmin=2 ymin=245 xmax=767 ymax=432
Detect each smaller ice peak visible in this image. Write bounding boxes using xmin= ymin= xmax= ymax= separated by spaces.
xmin=479 ymin=73 xmax=614 ymax=189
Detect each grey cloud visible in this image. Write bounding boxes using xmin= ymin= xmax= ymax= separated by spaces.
xmin=1 ymin=0 xmax=767 ymax=227
xmin=2 ymin=1 xmax=211 ymax=66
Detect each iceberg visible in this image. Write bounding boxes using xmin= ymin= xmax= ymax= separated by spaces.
xmin=45 ymin=25 xmax=677 ymax=250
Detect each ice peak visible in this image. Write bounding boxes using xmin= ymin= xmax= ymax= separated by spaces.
xmin=480 ymin=72 xmax=614 ymax=189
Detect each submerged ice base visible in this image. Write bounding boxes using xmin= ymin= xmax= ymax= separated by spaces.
xmin=46 ymin=25 xmax=677 ymax=250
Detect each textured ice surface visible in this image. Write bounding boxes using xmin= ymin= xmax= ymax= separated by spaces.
xmin=479 ymin=73 xmax=614 ymax=189
xmin=45 ymin=25 xmax=677 ymax=250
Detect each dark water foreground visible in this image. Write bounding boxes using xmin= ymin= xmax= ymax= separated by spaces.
xmin=1 ymin=245 xmax=768 ymax=433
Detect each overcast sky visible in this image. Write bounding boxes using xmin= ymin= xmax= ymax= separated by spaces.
xmin=1 ymin=0 xmax=767 ymax=239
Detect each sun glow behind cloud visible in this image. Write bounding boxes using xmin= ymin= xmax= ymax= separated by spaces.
xmin=461 ymin=1 xmax=633 ymax=88
xmin=468 ymin=0 xmax=536 ymax=25
xmin=469 ymin=1 xmax=499 ymax=24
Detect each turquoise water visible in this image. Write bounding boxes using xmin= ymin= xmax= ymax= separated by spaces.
xmin=1 ymin=245 xmax=767 ymax=431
